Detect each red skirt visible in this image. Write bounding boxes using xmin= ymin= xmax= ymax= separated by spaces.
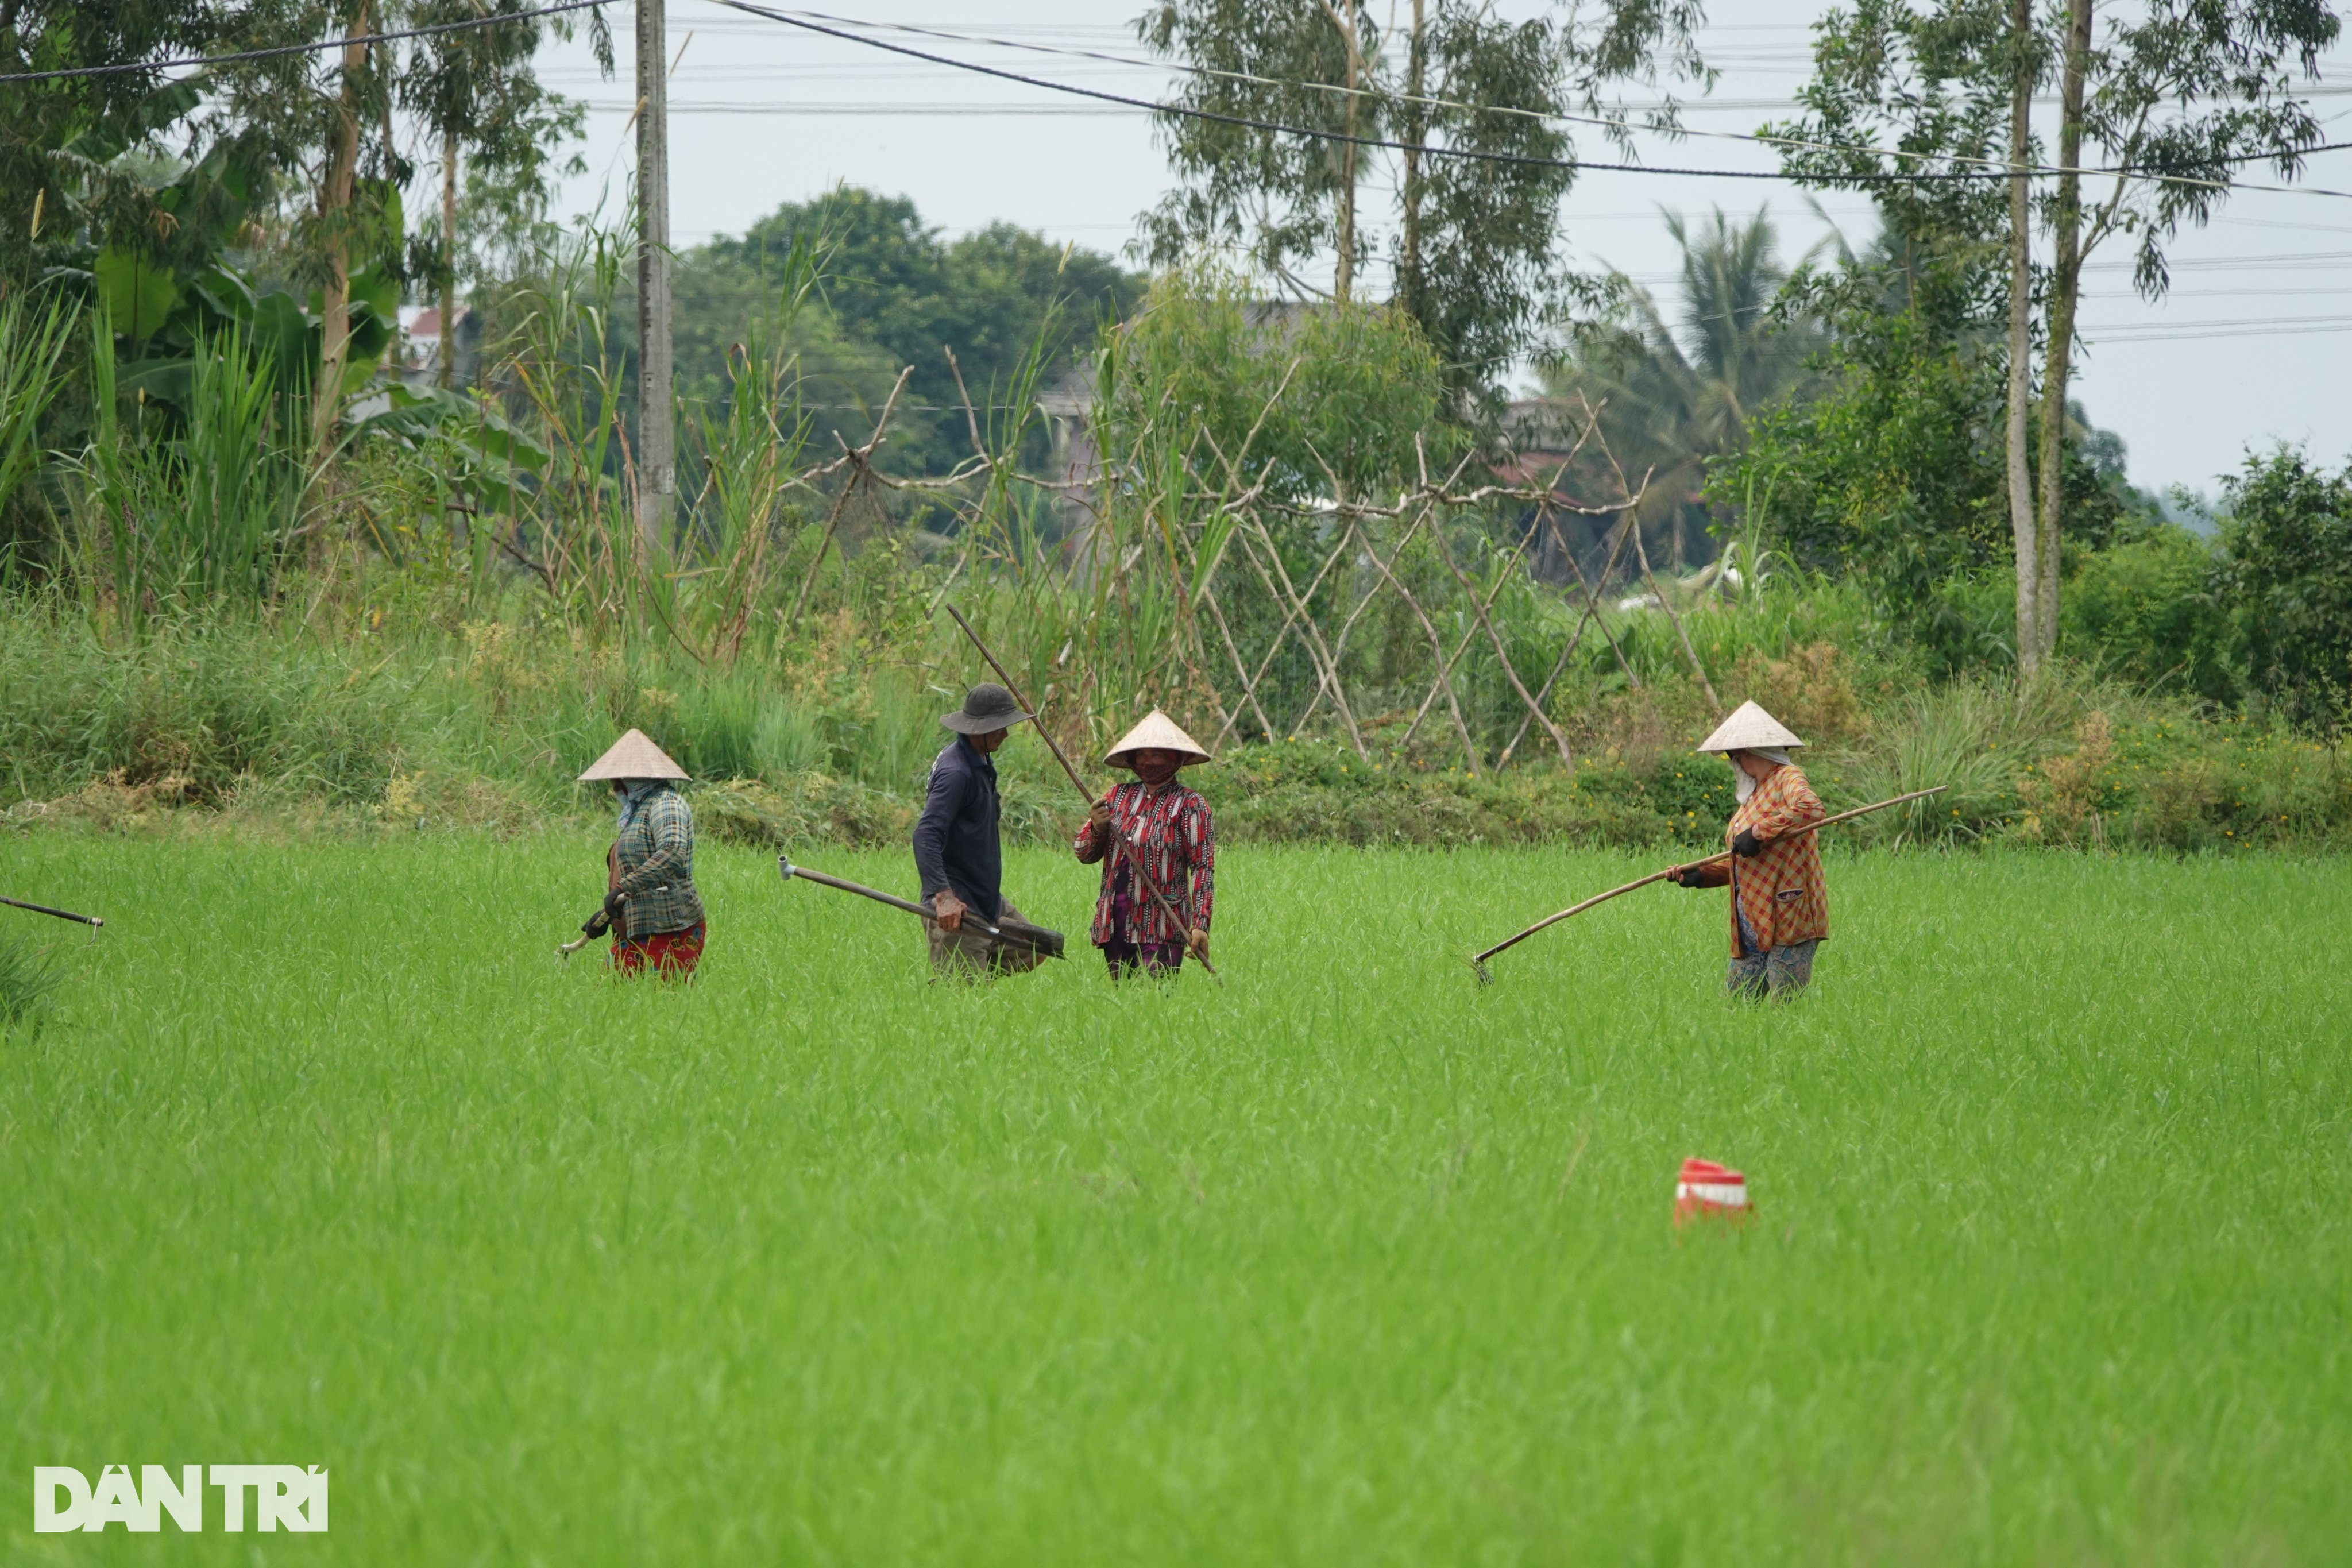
xmin=613 ymin=922 xmax=705 ymax=978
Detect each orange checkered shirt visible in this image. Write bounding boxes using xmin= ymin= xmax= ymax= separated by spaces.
xmin=1720 ymin=762 xmax=1829 ymax=956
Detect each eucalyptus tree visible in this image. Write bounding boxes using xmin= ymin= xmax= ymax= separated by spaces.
xmin=1136 ymin=0 xmax=1705 ymax=410
xmin=187 ymin=0 xmax=598 ymax=454
xmin=1777 ymin=0 xmax=2341 ymax=674
xmin=144 ymin=5 xmax=358 ymax=454
xmin=400 ymin=0 xmax=603 ymax=388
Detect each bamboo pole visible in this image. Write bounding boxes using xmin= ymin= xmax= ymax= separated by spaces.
xmin=1470 ymin=786 xmax=1949 ymax=982
xmin=1632 ymin=513 xmax=1721 ymax=710
xmin=1423 ymin=509 xmax=1576 ymax=766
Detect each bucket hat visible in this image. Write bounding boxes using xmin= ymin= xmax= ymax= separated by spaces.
xmin=940 ymin=682 xmax=1033 ymax=735
xmin=578 ymin=728 xmax=690 ymax=782
xmin=1694 ymin=701 xmax=1805 ymax=755
xmin=1104 ymin=709 xmax=1211 ymax=770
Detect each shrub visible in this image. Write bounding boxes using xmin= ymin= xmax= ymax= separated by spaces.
xmin=2063 ymin=525 xmax=2235 ymax=702
xmin=0 ymin=612 xmax=413 ymax=804
xmin=2216 ymin=448 xmax=2352 ymax=733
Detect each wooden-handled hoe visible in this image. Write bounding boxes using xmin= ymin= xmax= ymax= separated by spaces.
xmin=778 ymin=856 xmax=1065 ymax=960
xmin=2 ymin=894 xmax=104 ymax=940
xmin=1469 ymin=785 xmax=1949 ymax=984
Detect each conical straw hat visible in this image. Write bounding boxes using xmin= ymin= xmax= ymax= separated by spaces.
xmin=1103 ymin=709 xmax=1211 ymax=769
xmin=1693 ymin=700 xmax=1805 ymax=755
xmin=577 ymin=728 xmax=690 ymax=782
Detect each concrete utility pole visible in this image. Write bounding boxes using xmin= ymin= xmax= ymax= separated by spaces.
xmin=634 ymin=0 xmax=675 ymax=551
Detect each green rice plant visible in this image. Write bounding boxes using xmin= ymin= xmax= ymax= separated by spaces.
xmin=0 ymin=933 xmax=62 ymax=1036
xmin=2 ymin=836 xmax=2349 ymax=1562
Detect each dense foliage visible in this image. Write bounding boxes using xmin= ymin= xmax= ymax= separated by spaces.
xmin=2218 ymin=447 xmax=2352 ymax=733
xmin=662 ymin=188 xmax=1145 ymax=474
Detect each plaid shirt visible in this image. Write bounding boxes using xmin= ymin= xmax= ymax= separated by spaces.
xmin=1725 ymin=763 xmax=1828 ymax=955
xmin=1073 ymin=780 xmax=1214 ymax=946
xmin=613 ymin=786 xmax=705 ymax=938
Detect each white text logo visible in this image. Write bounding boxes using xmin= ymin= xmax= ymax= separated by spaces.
xmin=33 ymin=1465 xmax=329 ymax=1533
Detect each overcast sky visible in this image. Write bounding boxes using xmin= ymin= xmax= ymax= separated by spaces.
xmin=533 ymin=0 xmax=2352 ymax=498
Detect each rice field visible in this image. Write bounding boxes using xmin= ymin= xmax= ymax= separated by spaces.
xmin=3 ymin=833 xmax=2348 ymax=1563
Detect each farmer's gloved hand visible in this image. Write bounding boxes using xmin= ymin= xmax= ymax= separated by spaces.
xmin=1732 ymin=828 xmax=1764 ymax=858
xmin=603 ymin=888 xmax=627 ymax=922
xmin=1666 ymin=865 xmax=1701 ymax=888
xmin=581 ymin=908 xmax=610 ymax=937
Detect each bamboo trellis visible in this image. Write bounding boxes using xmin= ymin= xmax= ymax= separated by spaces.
xmin=478 ymin=284 xmax=1718 ymax=771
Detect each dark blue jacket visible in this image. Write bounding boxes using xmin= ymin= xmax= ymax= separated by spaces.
xmin=913 ymin=736 xmax=1003 ymax=921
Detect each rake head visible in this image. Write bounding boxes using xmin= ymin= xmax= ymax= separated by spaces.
xmin=1469 ymin=955 xmax=1494 ymax=987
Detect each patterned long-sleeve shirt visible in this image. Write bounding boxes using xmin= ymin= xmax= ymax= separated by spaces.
xmin=613 ymin=785 xmax=705 ymax=938
xmin=1687 ymin=763 xmax=1828 ymax=955
xmin=1073 ymin=780 xmax=1214 ymax=947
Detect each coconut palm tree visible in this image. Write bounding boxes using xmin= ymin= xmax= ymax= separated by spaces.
xmin=1541 ymin=206 xmax=1829 ymax=569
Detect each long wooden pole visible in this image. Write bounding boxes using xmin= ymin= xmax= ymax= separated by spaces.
xmin=1 ymin=893 xmax=103 ymax=930
xmin=777 ymin=856 xmax=1063 ymax=958
xmin=1470 ymin=786 xmax=1948 ymax=980
xmin=941 ymin=602 xmax=1219 ymax=980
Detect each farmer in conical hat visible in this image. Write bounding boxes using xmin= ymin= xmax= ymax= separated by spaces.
xmin=577 ymin=728 xmax=707 ymax=978
xmin=1666 ymin=701 xmax=1828 ymax=998
xmin=1075 ymin=710 xmax=1214 ymax=978
xmin=916 ymin=683 xmax=1046 ymax=976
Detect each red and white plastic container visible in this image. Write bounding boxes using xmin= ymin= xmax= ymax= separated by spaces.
xmin=1674 ymin=1158 xmax=1751 ymax=1227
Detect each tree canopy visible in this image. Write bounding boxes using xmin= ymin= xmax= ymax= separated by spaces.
xmin=667 ymin=188 xmax=1146 ymax=474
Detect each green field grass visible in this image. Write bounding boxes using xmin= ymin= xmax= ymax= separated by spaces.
xmin=4 ymin=834 xmax=2348 ymax=1563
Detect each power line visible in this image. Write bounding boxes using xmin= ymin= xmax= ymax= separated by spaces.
xmin=706 ymin=1 xmax=2024 ymax=189
xmin=582 ymin=99 xmax=1119 ymax=115
xmin=2088 ymin=318 xmax=2352 ymax=339
xmin=720 ymin=4 xmax=2352 ymax=200
xmin=0 ymin=0 xmax=609 ymax=84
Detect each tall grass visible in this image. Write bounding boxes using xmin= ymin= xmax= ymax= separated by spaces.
xmin=1826 ymin=676 xmax=2087 ymax=844
xmin=0 ymin=609 xmax=414 ymax=804
xmin=0 ymin=292 xmax=78 ymax=543
xmin=76 ymin=318 xmax=308 ymax=620
xmin=0 ymin=225 xmax=2335 ymax=843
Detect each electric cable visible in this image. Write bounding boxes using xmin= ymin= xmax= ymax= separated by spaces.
xmin=706 ymin=0 xmax=2004 ymax=187
xmin=0 ymin=0 xmax=609 ymax=86
xmin=719 ymin=3 xmax=2352 ymax=199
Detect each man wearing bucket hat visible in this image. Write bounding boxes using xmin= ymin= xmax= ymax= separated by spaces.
xmin=914 ymin=683 xmax=1046 ymax=976
xmin=1075 ymin=709 xmax=1215 ymax=978
xmin=1667 ymin=701 xmax=1827 ymax=998
xmin=577 ymin=728 xmax=707 ymax=978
